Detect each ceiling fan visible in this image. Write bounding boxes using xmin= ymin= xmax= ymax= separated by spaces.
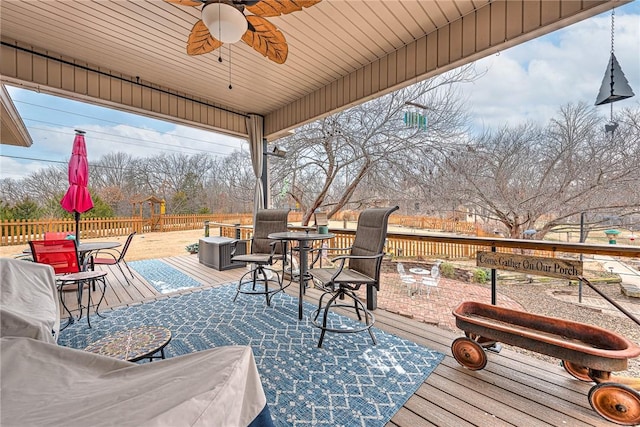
xmin=165 ymin=0 xmax=322 ymax=64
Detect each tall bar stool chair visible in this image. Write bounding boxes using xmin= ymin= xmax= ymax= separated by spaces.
xmin=231 ymin=209 xmax=290 ymax=306
xmin=308 ymin=206 xmax=398 ymax=348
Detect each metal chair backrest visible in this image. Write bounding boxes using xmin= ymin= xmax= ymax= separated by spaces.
xmin=397 ymin=262 xmax=406 ymax=275
xmin=349 ymin=206 xmax=399 ymax=279
xmin=431 ymin=263 xmax=440 ymax=280
xmin=44 ymin=232 xmax=70 ymax=240
xmin=117 ymin=232 xmax=137 ymax=261
xmin=29 ymin=239 xmax=80 ymax=274
xmin=251 ymin=209 xmax=289 ymax=254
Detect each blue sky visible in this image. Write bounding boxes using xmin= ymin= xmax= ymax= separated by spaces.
xmin=1 ymin=2 xmax=638 ymax=180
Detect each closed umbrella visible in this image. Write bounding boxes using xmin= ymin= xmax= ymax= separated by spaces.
xmin=60 ymin=129 xmax=94 ymax=242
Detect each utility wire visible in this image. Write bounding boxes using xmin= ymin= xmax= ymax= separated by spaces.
xmin=22 ymin=123 xmax=240 ymax=156
xmin=15 ymin=99 xmax=246 ymax=149
xmin=0 ymin=154 xmax=138 ymax=172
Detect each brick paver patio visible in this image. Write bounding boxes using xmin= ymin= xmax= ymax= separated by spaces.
xmin=375 ymin=273 xmax=524 ymax=332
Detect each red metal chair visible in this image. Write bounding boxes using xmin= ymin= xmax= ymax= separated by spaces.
xmin=91 ymin=232 xmax=136 ymax=285
xmin=44 ymin=231 xmax=72 ymax=240
xmin=29 ymin=239 xmax=107 ymax=329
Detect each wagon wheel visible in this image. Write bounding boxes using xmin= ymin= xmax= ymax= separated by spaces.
xmin=451 ymin=337 xmax=487 ymax=371
xmin=562 ymin=360 xmax=593 ymax=382
xmin=588 ymin=383 xmax=640 ymax=426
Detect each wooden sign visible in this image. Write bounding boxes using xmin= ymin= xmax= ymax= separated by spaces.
xmin=476 ymin=251 xmax=583 ymax=279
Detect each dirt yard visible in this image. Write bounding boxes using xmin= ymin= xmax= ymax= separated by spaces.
xmin=0 ymin=229 xmax=209 ymax=261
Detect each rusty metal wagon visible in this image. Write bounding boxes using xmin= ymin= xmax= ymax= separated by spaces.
xmin=451 ymin=300 xmax=640 ymax=425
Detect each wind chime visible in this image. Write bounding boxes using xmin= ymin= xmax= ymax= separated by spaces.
xmin=403 ymin=101 xmax=429 ymax=132
xmin=594 ymin=8 xmax=635 ymax=135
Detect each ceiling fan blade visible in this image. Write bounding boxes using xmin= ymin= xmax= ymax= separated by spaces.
xmin=164 ymin=0 xmax=203 ymax=7
xmin=187 ymin=20 xmax=223 ymax=56
xmin=246 ymin=0 xmax=321 ymax=17
xmin=241 ymin=16 xmax=287 ymax=64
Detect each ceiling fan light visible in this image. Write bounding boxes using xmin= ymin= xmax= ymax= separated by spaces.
xmin=202 ymin=2 xmax=248 ymax=44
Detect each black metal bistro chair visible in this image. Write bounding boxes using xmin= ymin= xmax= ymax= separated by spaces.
xmin=92 ymin=232 xmax=136 ymax=285
xmin=308 ymin=206 xmax=398 ymax=348
xmin=231 ymin=209 xmax=290 ymax=306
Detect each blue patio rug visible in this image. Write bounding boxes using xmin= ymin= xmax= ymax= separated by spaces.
xmin=128 ymin=259 xmax=202 ymax=293
xmin=58 ymin=283 xmax=444 ymax=426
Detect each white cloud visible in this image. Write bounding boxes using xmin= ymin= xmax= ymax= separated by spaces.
xmin=75 ymin=124 xmax=247 ymax=161
xmin=0 ymin=153 xmax=46 ymax=180
xmin=466 ymin=10 xmax=640 ymax=131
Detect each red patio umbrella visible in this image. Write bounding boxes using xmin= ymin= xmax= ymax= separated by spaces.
xmin=60 ymin=129 xmax=94 ymax=242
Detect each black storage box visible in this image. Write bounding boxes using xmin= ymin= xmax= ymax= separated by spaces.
xmin=198 ymin=237 xmax=246 ymax=271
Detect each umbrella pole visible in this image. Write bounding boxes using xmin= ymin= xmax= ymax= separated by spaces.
xmin=75 ymin=211 xmax=81 ymax=244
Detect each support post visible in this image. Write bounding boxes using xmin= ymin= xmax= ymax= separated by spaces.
xmin=491 ymin=245 xmax=497 ymax=305
xmin=579 ymin=211 xmax=586 ymax=303
xmin=261 ymin=138 xmax=269 ymax=208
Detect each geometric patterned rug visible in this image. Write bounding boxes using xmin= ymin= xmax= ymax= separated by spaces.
xmin=128 ymin=259 xmax=203 ymax=294
xmin=58 ymin=282 xmax=444 ymax=426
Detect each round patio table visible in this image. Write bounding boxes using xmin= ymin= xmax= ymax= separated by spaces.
xmin=268 ymin=231 xmax=335 ymax=320
xmin=84 ymin=326 xmax=172 ymax=362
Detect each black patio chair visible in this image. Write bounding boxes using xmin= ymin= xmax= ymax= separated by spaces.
xmin=231 ymin=209 xmax=290 ymax=306
xmin=92 ymin=232 xmax=136 ymax=285
xmin=308 ymin=206 xmax=398 ymax=348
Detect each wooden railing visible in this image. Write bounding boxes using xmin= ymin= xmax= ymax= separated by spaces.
xmin=221 ymin=224 xmax=640 ymax=261
xmin=7 ymin=213 xmax=638 ymax=260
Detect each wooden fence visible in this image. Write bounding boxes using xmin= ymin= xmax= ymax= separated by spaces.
xmin=1 ymin=212 xmax=475 ymax=246
xmin=1 ymin=212 xmax=481 ymax=259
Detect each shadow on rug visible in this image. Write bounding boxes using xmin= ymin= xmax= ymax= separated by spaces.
xmin=128 ymin=259 xmax=202 ymax=293
xmin=59 ymin=283 xmax=444 ymax=426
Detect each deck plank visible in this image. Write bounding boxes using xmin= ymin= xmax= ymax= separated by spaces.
xmin=59 ymin=255 xmax=614 ymax=426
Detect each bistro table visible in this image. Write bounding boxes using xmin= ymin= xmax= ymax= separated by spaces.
xmin=76 ymin=242 xmax=121 ymax=263
xmin=84 ymin=326 xmax=172 ymax=362
xmin=23 ymin=241 xmax=120 ymax=328
xmin=268 ymin=231 xmax=335 ymax=320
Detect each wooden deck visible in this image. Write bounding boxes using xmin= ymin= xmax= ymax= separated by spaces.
xmin=67 ymin=255 xmax=613 ymax=426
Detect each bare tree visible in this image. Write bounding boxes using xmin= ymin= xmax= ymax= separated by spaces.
xmin=430 ymin=103 xmax=640 ymax=238
xmin=0 ymin=178 xmax=28 ymax=205
xmin=270 ymin=66 xmax=480 ymax=223
xmin=92 ymin=152 xmax=138 ymax=215
xmin=212 ymin=151 xmax=254 ymax=213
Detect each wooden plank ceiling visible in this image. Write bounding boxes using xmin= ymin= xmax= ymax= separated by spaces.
xmin=0 ymin=0 xmax=627 ymax=140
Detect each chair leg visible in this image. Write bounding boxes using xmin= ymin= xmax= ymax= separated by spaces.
xmin=314 ymin=291 xmax=330 ymax=322
xmin=233 ymin=264 xmax=283 ymax=305
xmin=122 ymin=259 xmax=135 ymax=279
xmin=318 ymin=291 xmax=343 ymax=348
xmin=312 ymin=288 xmax=377 ymax=348
xmin=258 ymin=267 xmax=271 ymax=306
xmin=116 ymin=262 xmax=131 ymax=286
xmin=94 ymin=277 xmax=107 ymax=318
xmin=352 ymin=295 xmax=376 ymax=345
xmin=349 ymin=290 xmax=363 ymax=321
xmin=82 ymin=278 xmax=92 ymax=329
xmin=57 ymin=283 xmax=75 ymax=331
